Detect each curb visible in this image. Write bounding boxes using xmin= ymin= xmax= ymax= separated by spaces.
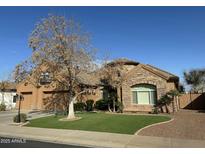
xmin=8 ymin=121 xmax=30 ymax=127
xmin=134 ymin=117 xmax=174 ymax=135
xmin=105 ymin=111 xmax=170 ymax=117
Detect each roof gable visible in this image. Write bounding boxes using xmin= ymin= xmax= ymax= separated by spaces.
xmin=125 ymin=64 xmax=179 ymax=82
xmin=142 ymin=64 xmax=179 ymax=82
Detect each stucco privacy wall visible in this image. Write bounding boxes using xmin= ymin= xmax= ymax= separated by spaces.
xmin=179 ymin=93 xmax=205 ymax=110
xmin=121 ymin=64 xmax=174 ymax=111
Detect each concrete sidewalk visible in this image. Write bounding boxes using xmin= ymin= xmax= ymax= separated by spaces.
xmin=0 ymin=124 xmax=205 ymax=148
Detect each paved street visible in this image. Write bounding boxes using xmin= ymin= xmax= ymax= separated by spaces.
xmin=0 ymin=136 xmax=87 ymax=148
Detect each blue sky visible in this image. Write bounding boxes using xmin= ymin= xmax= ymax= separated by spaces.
xmin=0 ymin=7 xmax=205 ymax=84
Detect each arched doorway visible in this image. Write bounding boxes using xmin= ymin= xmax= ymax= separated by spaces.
xmin=131 ymin=84 xmax=157 ymax=105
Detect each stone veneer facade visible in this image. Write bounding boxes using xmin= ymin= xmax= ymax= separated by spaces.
xmin=120 ymin=64 xmax=178 ymax=112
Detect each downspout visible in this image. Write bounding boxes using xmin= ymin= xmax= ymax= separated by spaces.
xmin=36 ymin=88 xmax=39 ymax=110
xmin=120 ymin=86 xmax=123 ymax=103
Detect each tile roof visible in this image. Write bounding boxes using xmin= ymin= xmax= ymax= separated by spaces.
xmin=107 ymin=58 xmax=139 ymax=66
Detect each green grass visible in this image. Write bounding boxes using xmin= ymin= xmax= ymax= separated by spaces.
xmin=26 ymin=112 xmax=171 ymax=134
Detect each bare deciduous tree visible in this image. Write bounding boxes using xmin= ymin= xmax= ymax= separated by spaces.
xmin=14 ymin=15 xmax=97 ymax=119
xmin=100 ymin=58 xmax=128 ymax=112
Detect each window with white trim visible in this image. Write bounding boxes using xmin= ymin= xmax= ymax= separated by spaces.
xmin=131 ymin=84 xmax=157 ymax=105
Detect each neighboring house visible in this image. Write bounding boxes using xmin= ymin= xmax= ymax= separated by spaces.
xmin=16 ymin=58 xmax=179 ymax=112
xmin=0 ymin=83 xmax=17 ymax=110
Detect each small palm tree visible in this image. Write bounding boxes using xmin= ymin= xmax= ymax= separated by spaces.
xmin=158 ymin=94 xmax=172 ymax=113
xmin=158 ymin=90 xmax=180 ymax=113
xmin=167 ymin=90 xmax=180 ymax=112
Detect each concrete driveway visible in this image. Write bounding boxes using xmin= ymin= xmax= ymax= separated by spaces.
xmin=138 ymin=109 xmax=205 ymax=140
xmin=0 ymin=110 xmax=53 ymax=126
xmin=0 ymin=111 xmax=18 ymax=125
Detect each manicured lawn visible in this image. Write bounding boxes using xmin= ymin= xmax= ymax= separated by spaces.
xmin=26 ymin=112 xmax=171 ymax=134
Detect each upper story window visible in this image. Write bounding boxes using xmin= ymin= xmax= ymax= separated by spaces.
xmin=40 ymin=72 xmax=52 ymax=85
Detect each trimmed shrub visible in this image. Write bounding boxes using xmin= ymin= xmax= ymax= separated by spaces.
xmin=0 ymin=103 xmax=6 ymax=111
xmin=74 ymin=102 xmax=86 ymax=112
xmin=13 ymin=113 xmax=27 ymax=123
xmin=115 ymin=101 xmax=123 ymax=113
xmin=86 ymin=100 xmax=94 ymax=112
xmin=95 ymin=99 xmax=109 ymax=111
xmin=150 ymin=107 xmax=160 ymax=114
xmin=95 ymin=99 xmax=123 ymax=112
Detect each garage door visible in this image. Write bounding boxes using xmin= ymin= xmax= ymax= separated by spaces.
xmin=21 ymin=92 xmax=33 ymax=110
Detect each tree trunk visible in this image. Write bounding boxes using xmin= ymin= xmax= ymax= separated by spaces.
xmin=172 ymin=101 xmax=175 ymax=113
xmin=67 ymin=97 xmax=76 ymax=119
xmin=113 ymin=100 xmax=116 ymax=112
xmin=165 ymin=104 xmax=170 ymax=114
xmin=108 ymin=103 xmax=112 ymax=112
xmin=67 ymin=90 xmax=86 ymax=119
xmin=54 ymin=102 xmax=57 ymax=115
xmin=176 ymin=96 xmax=179 ymax=111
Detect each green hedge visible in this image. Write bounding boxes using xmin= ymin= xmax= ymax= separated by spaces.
xmin=74 ymin=102 xmax=86 ymax=112
xmin=115 ymin=101 xmax=123 ymax=113
xmin=74 ymin=100 xmax=95 ymax=112
xmin=95 ymin=99 xmax=123 ymax=112
xmin=13 ymin=113 xmax=27 ymax=123
xmin=85 ymin=100 xmax=94 ymax=112
xmin=95 ymin=99 xmax=109 ymax=111
xmin=0 ymin=104 xmax=6 ymax=111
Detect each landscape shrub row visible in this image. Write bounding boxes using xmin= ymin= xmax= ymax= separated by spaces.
xmin=74 ymin=99 xmax=94 ymax=112
xmin=0 ymin=104 xmax=6 ymax=111
xmin=13 ymin=113 xmax=27 ymax=123
xmin=74 ymin=99 xmax=123 ymax=112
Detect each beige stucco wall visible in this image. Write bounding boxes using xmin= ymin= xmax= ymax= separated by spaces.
xmin=16 ymin=80 xmax=103 ymax=111
xmin=78 ymin=87 xmax=103 ymax=103
xmin=16 ymin=81 xmax=57 ymax=111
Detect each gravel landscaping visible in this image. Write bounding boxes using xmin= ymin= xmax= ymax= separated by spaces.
xmin=138 ymin=109 xmax=205 ymax=140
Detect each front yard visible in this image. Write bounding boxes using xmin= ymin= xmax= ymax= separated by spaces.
xmin=26 ymin=112 xmax=171 ymax=134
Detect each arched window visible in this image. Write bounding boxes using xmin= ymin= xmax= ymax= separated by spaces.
xmin=131 ymin=84 xmax=157 ymax=105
